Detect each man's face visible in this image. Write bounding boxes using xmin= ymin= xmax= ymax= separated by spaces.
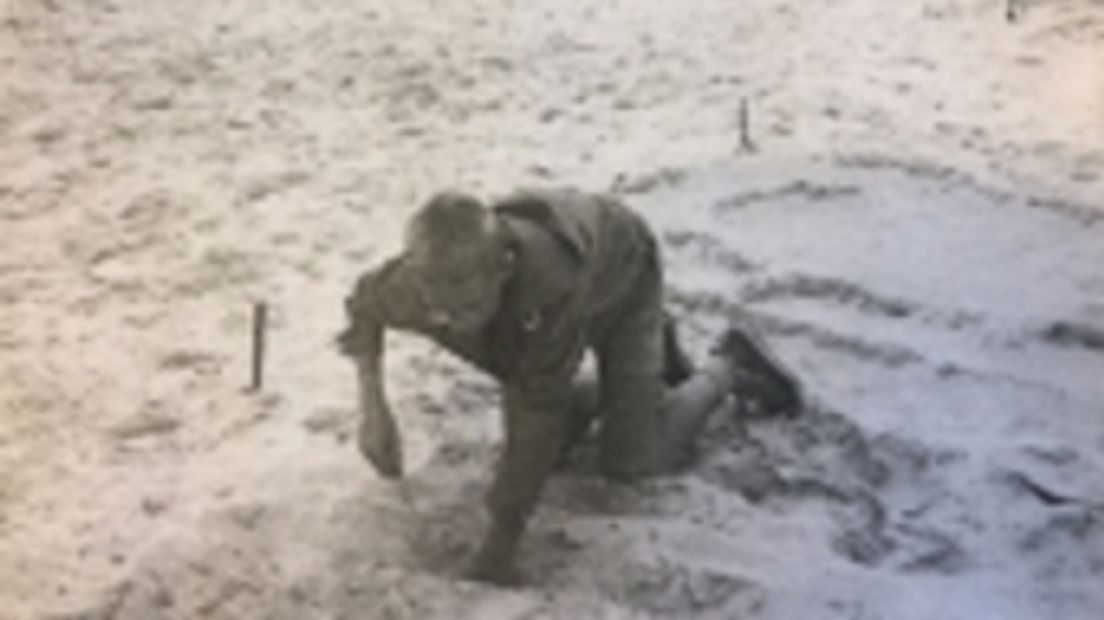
xmin=411 ymin=245 xmax=507 ymax=332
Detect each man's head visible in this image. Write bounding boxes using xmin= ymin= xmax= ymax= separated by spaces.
xmin=403 ymin=191 xmax=513 ymax=332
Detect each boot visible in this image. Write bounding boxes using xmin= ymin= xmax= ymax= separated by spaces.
xmin=712 ymin=325 xmax=803 ymax=417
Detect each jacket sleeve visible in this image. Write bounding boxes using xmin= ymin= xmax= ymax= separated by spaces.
xmin=337 ymin=257 xmax=426 ymax=356
xmin=337 ymin=259 xmax=422 ymax=478
xmin=484 ymin=299 xmax=586 ymax=526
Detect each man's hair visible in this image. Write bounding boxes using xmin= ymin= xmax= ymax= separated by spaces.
xmin=405 ymin=191 xmax=493 ymax=254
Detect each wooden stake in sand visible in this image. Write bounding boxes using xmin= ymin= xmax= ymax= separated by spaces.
xmin=1006 ymin=0 xmax=1018 ymax=22
xmin=250 ymin=301 xmax=267 ymax=391
xmin=740 ymin=98 xmax=757 ymax=153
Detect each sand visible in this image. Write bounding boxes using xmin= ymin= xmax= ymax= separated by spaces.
xmin=1 ymin=0 xmax=1102 ymax=618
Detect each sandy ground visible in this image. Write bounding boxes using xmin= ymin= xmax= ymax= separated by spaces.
xmin=1 ymin=0 xmax=1102 ymax=618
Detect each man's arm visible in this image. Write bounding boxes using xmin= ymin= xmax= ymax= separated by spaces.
xmin=470 ymin=376 xmax=573 ymax=583
xmin=338 ymin=271 xmax=405 ymax=478
xmin=471 ymin=308 xmax=586 ymax=583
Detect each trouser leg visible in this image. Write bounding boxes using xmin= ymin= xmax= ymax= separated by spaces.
xmin=594 ymin=267 xmax=672 ymax=479
xmin=661 ymin=355 xmax=738 ymax=466
xmin=595 ymin=278 xmax=739 ymax=478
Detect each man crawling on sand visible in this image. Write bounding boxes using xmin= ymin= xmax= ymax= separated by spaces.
xmin=338 ymin=188 xmax=802 ymax=584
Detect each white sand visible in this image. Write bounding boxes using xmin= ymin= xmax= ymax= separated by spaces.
xmin=1 ymin=0 xmax=1101 ymax=618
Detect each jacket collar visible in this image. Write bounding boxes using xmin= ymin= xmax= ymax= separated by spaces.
xmin=492 ymin=191 xmax=590 ymax=264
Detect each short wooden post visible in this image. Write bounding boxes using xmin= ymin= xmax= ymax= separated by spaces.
xmin=250 ymin=301 xmax=267 ymax=391
xmin=740 ymin=98 xmax=757 ymax=153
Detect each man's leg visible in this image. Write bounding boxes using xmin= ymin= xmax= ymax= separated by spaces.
xmin=593 ymin=280 xmax=669 ymax=478
xmin=598 ymin=321 xmax=748 ymax=477
xmin=591 ymin=254 xmax=740 ymax=477
xmin=661 ymin=352 xmax=741 ymax=468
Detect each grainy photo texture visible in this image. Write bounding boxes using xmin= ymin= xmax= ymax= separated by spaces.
xmin=1 ymin=1 xmax=1102 ymax=619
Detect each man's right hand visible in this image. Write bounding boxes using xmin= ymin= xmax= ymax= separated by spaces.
xmin=358 ymin=410 xmax=403 ymax=478
xmin=345 ymin=320 xmax=404 ymax=479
